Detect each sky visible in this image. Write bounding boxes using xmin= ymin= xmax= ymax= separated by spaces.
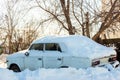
xmin=0 ymin=0 xmax=5 ymax=16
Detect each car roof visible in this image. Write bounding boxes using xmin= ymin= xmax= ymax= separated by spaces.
xmin=32 ymin=35 xmax=88 ymax=44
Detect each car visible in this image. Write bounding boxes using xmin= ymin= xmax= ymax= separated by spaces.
xmin=6 ymin=35 xmax=119 ymax=72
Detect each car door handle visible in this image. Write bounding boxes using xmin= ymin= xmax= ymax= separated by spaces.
xmin=57 ymin=58 xmax=62 ymax=61
xmin=38 ymin=58 xmax=42 ymax=60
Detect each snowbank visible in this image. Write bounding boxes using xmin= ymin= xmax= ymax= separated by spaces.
xmin=0 ymin=67 xmax=120 ymax=80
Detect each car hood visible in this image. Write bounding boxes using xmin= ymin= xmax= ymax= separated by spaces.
xmin=7 ymin=50 xmax=28 ymax=58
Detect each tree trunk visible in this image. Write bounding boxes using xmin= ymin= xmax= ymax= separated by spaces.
xmin=8 ymin=34 xmax=12 ymax=54
xmin=60 ymin=0 xmax=75 ymax=35
xmin=92 ymin=0 xmax=119 ymax=42
xmin=85 ymin=12 xmax=90 ymax=38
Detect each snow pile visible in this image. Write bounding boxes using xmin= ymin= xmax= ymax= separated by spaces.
xmin=0 ymin=67 xmax=120 ymax=80
xmin=32 ymin=35 xmax=116 ymax=59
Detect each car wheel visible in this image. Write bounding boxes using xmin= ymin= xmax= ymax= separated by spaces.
xmin=9 ymin=64 xmax=21 ymax=72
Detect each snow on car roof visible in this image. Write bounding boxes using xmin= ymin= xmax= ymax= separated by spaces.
xmin=32 ymin=35 xmax=116 ymax=59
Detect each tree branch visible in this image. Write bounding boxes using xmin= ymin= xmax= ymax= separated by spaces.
xmin=36 ymin=0 xmax=68 ymax=31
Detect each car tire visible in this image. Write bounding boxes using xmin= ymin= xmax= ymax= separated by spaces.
xmin=9 ymin=64 xmax=21 ymax=72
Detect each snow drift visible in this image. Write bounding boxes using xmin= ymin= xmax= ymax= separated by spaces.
xmin=0 ymin=67 xmax=120 ymax=80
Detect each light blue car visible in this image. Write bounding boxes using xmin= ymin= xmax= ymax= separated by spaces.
xmin=6 ymin=35 xmax=119 ymax=72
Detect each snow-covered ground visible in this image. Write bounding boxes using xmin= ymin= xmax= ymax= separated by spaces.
xmin=1 ymin=65 xmax=120 ymax=80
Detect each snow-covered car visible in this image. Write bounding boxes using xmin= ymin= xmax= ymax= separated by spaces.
xmin=6 ymin=35 xmax=119 ymax=72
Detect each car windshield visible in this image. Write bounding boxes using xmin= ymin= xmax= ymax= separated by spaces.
xmin=29 ymin=44 xmax=43 ymax=51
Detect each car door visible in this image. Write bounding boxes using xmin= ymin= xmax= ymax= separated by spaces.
xmin=24 ymin=43 xmax=44 ymax=70
xmin=43 ymin=43 xmax=63 ymax=68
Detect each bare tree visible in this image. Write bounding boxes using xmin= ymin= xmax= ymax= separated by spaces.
xmin=71 ymin=0 xmax=97 ymax=37
xmin=12 ymin=21 xmax=40 ymax=52
xmin=35 ymin=0 xmax=119 ymax=41
xmin=3 ymin=0 xmax=20 ymax=54
xmin=35 ymin=0 xmax=103 ymax=37
xmin=92 ymin=0 xmax=120 ymax=42
xmin=0 ymin=0 xmax=40 ymax=53
xmin=36 ymin=0 xmax=75 ymax=35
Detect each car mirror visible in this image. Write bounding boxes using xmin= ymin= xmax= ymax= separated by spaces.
xmin=25 ymin=52 xmax=29 ymax=56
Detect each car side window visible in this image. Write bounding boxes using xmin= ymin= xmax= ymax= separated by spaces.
xmin=29 ymin=43 xmax=43 ymax=51
xmin=45 ymin=43 xmax=61 ymax=52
